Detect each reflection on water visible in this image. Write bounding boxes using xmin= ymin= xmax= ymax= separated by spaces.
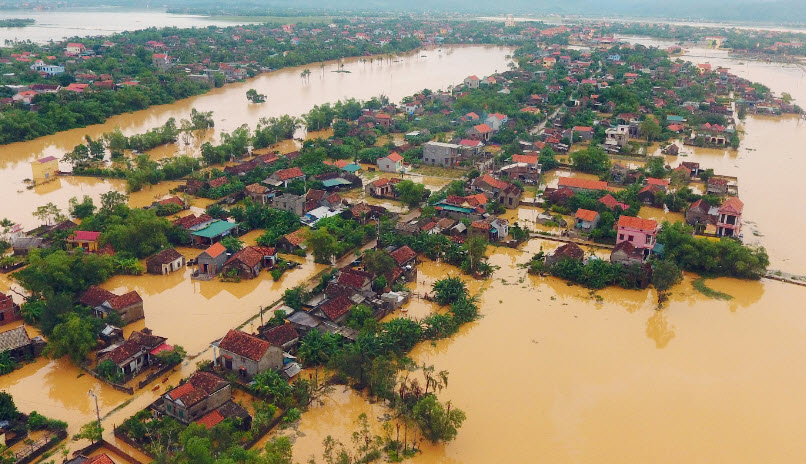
xmin=286 ymin=236 xmax=806 ymax=463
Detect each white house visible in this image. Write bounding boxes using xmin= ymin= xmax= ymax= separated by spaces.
xmin=377 ymin=152 xmax=404 ymax=173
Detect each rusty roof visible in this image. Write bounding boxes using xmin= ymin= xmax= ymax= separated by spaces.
xmin=79 ymin=285 xmax=116 ymax=308
xmin=319 ymin=296 xmax=353 ymax=321
xmin=106 ymin=291 xmax=142 ymax=310
xmin=218 ymin=329 xmax=272 ymax=361
xmin=617 ymin=215 xmax=658 ymax=232
xmin=390 ymin=245 xmax=416 ymax=266
xmin=261 ymin=323 xmax=299 ymax=347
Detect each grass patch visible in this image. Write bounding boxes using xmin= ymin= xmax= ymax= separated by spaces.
xmin=692 ymin=277 xmax=733 ymax=301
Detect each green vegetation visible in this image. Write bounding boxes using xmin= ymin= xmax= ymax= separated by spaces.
xmin=692 ymin=277 xmax=734 ymax=301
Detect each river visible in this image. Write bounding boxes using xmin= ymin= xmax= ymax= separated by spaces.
xmin=0 ymin=8 xmax=259 ymax=44
xmin=0 ymin=44 xmax=514 ymax=230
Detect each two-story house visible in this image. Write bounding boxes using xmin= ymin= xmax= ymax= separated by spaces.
xmin=716 ymin=197 xmax=743 ymax=238
xmin=616 ymin=216 xmax=658 ymax=255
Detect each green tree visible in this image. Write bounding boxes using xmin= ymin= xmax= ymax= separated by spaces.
xmin=362 ymin=249 xmax=395 ymax=277
xmin=652 ymin=260 xmax=682 ymax=292
xmin=73 ymin=421 xmax=103 ymax=444
xmin=100 ymin=190 xmax=128 ymax=211
xmin=570 ymin=147 xmax=611 ymax=174
xmin=464 ymin=235 xmax=488 ymax=273
xmin=306 ymin=228 xmax=338 ymax=264
xmin=432 ymin=276 xmax=468 ymax=306
xmin=395 ymin=180 xmax=427 ymax=207
xmin=0 ymin=392 xmax=18 ymax=422
xmin=639 ymin=118 xmax=662 ymax=142
xmin=45 ymin=314 xmax=97 ymax=364
xmin=412 ymin=396 xmax=466 ymax=443
xmin=220 ymin=236 xmax=244 ymax=254
xmin=68 ymin=195 xmax=96 ymax=219
xmin=282 ymin=285 xmax=308 ymax=310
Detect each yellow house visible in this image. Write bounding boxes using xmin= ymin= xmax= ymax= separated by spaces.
xmin=30 ymin=156 xmax=59 ymax=185
xmin=67 ymin=230 xmax=101 ymax=252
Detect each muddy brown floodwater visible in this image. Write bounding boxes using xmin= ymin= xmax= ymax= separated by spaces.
xmin=269 ymin=44 xmax=806 ymax=462
xmin=0 ymin=44 xmax=514 ymax=230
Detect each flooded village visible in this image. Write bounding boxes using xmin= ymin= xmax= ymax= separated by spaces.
xmin=1 ymin=9 xmax=806 ymax=464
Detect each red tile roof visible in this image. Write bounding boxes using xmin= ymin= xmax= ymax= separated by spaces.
xmin=79 ymin=285 xmax=116 ymax=307
xmin=219 ymin=330 xmax=272 ymax=361
xmin=575 ymin=209 xmax=599 ymax=222
xmin=203 ymin=242 xmax=227 ymax=258
xmin=598 ymin=194 xmax=629 ymax=211
xmin=646 ymin=177 xmax=670 ymax=187
xmin=107 ymin=291 xmax=142 ymax=309
xmin=70 ymin=231 xmax=100 ymax=242
xmin=390 ymin=245 xmax=416 ymax=266
xmin=208 ymin=176 xmax=229 ymax=188
xmin=157 ymin=196 xmax=184 ymax=207
xmin=196 ymin=410 xmax=225 ymax=429
xmin=617 ymin=215 xmax=658 ymax=232
xmin=386 ymin=152 xmax=403 ymax=163
xmin=512 ymin=154 xmax=539 ymax=164
xmin=371 ymin=178 xmax=390 ymax=187
xmin=166 ymin=372 xmax=228 ymax=407
xmin=274 ymin=167 xmax=305 ymax=181
xmin=477 ymin=174 xmax=509 ymax=190
xmin=319 ymin=296 xmax=353 ymax=321
xmin=719 ymin=196 xmax=744 ymax=214
xmin=282 ymin=228 xmax=306 ymax=247
xmin=337 ymin=271 xmax=369 ymax=289
xmin=473 ymin=123 xmax=493 ymax=134
xmin=85 ymin=455 xmax=115 ymax=464
xmin=261 ymin=323 xmax=299 ymax=347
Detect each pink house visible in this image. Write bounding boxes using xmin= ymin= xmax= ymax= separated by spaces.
xmin=716 ymin=197 xmax=743 ymax=238
xmin=616 ymin=216 xmax=658 ymax=252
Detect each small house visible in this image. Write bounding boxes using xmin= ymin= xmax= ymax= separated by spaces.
xmin=277 ymin=228 xmax=306 ymax=254
xmin=221 ymin=246 xmax=277 ymax=279
xmin=97 ymin=330 xmax=168 ymax=377
xmin=266 ymin=167 xmax=305 ymax=188
xmin=0 ymin=293 xmax=21 ymax=327
xmin=0 ymin=326 xmax=37 ymax=361
xmin=574 ymin=209 xmax=600 ymax=230
xmin=30 ymin=156 xmax=59 ymax=185
xmin=67 ymin=231 xmax=101 ymax=253
xmin=377 ymin=152 xmax=404 ymax=173
xmin=95 ymin=290 xmax=145 ymax=325
xmin=260 ymin=323 xmax=300 ymax=354
xmin=716 ymin=197 xmax=743 ymax=238
xmin=196 ymin=242 xmax=228 ymax=277
xmin=163 ymin=371 xmax=231 ymax=424
xmin=146 ymin=248 xmax=185 ymax=275
xmin=313 ymin=296 xmax=353 ymax=324
xmin=190 ymin=220 xmax=238 ymax=246
xmin=213 ymin=329 xmax=283 ymax=377
xmin=545 ymin=242 xmax=584 ymax=267
xmin=610 ymin=241 xmax=645 ymax=266
xmin=244 ymin=183 xmax=271 ymax=204
xmin=616 ymin=216 xmax=658 ymax=252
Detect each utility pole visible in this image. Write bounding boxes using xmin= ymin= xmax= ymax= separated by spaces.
xmin=88 ymin=389 xmax=101 ymax=443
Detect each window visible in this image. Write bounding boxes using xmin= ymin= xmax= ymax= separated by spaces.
xmin=627 ymin=235 xmax=634 ymax=242
xmin=0 ymin=312 xmax=4 ymax=321
xmin=178 ymin=410 xmax=184 ymax=418
xmin=167 ymin=404 xmax=172 ymax=413
xmin=619 ymin=234 xmax=624 ymax=240
xmin=645 ymin=235 xmax=652 ymax=245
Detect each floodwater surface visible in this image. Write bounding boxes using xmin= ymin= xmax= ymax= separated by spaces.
xmin=0 ymin=45 xmax=513 ymax=230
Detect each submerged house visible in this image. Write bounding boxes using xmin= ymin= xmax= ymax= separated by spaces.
xmin=146 ymin=248 xmax=186 ymax=275
xmin=80 ymin=286 xmax=144 ymax=325
xmin=221 ymin=246 xmax=278 ymax=279
xmin=196 ymin=242 xmax=228 ymax=277
xmin=163 ymin=371 xmax=232 ymax=424
xmin=213 ymin=329 xmax=283 ymax=377
xmin=0 ymin=293 xmax=22 ymax=327
xmin=97 ymin=329 xmax=169 ymax=378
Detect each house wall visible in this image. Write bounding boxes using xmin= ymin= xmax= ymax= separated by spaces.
xmin=616 ymin=226 xmax=656 ymax=250
xmin=118 ymin=303 xmax=145 ymax=325
xmin=221 ymin=346 xmax=282 ymax=377
xmin=377 ymin=158 xmax=400 ymax=173
xmin=31 ymin=160 xmax=59 ymax=185
xmin=198 ymin=253 xmax=227 ymax=276
xmin=423 ymin=143 xmax=459 ymax=167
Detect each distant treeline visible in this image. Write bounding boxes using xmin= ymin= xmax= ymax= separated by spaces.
xmin=0 ymin=18 xmax=35 ymax=28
